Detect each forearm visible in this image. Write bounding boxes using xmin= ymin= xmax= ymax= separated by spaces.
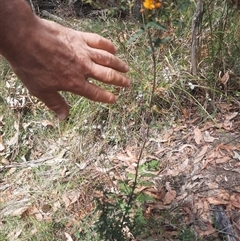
xmin=0 ymin=0 xmax=38 ymax=62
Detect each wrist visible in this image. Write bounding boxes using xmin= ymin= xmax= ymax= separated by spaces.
xmin=0 ymin=0 xmax=39 ymax=63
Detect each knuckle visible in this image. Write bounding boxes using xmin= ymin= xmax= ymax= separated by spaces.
xmin=105 ymin=69 xmax=115 ymax=82
xmin=104 ymin=55 xmax=112 ymax=66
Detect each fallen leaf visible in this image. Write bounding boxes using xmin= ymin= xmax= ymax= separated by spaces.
xmin=230 ymin=194 xmax=240 ymax=208
xmin=11 ymin=206 xmax=30 ymax=216
xmin=53 ymin=200 xmax=61 ymax=212
xmin=216 ymin=143 xmax=237 ymax=154
xmin=21 ymin=205 xmax=40 ymax=218
xmin=220 ymin=71 xmax=230 ymax=85
xmin=200 ymin=161 xmax=210 ymax=172
xmin=196 ymin=225 xmax=216 ymax=238
xmin=163 ymin=190 xmax=177 ymax=205
xmin=218 ymin=190 xmax=230 ymax=200
xmin=194 ymin=145 xmax=208 ymax=163
xmin=231 ymin=201 xmax=240 ymax=209
xmin=176 ymin=193 xmax=188 ymax=202
xmin=206 ymin=197 xmax=228 ymax=205
xmin=182 ymin=108 xmax=190 ymax=118
xmin=215 ymin=156 xmax=231 ymax=164
xmin=203 ymin=131 xmax=218 ymax=143
xmin=62 ymin=194 xmax=71 ymax=208
xmin=7 ymin=167 xmax=17 ymax=176
xmin=1 ymin=157 xmax=9 ymax=165
xmin=194 ymin=127 xmax=202 ymax=145
xmin=179 ymin=144 xmax=196 ymax=152
xmin=207 ymin=182 xmax=219 ymax=189
xmin=162 ymin=128 xmax=173 ymax=141
xmin=136 ymin=186 xmax=166 ymax=200
xmin=225 ymin=112 xmax=238 ymax=121
xmin=62 ymin=191 xmax=81 ymax=209
xmin=6 ymin=121 xmax=19 ymax=146
xmin=144 ymin=206 xmax=152 ymax=220
xmin=223 ymin=119 xmax=233 ymax=129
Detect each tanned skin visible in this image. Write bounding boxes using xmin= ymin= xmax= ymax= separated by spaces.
xmin=0 ymin=0 xmax=131 ymax=119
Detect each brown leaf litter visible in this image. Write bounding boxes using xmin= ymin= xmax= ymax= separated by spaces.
xmin=0 ymin=101 xmax=240 ymax=240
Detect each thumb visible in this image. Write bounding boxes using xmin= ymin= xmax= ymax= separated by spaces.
xmin=34 ymin=91 xmax=70 ymax=120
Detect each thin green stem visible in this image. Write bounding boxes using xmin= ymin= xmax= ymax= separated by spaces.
xmin=120 ymin=27 xmax=158 ymax=230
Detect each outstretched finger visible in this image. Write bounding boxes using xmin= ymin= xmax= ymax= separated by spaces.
xmin=89 ymin=63 xmax=131 ymax=87
xmin=34 ymin=91 xmax=70 ymax=120
xmin=89 ymin=48 xmax=129 ymax=73
xmin=69 ymin=80 xmax=118 ymax=103
xmin=81 ymin=32 xmax=117 ymax=54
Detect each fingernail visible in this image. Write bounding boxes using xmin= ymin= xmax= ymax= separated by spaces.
xmin=124 ymin=65 xmax=129 ymax=72
xmin=57 ymin=111 xmax=68 ymax=120
xmin=127 ymin=78 xmax=131 ymax=86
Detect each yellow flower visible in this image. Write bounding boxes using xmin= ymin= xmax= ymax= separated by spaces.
xmin=143 ymin=0 xmax=161 ymax=10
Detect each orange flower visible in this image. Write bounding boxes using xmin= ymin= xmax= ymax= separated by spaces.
xmin=155 ymin=2 xmax=161 ymax=8
xmin=143 ymin=0 xmax=161 ymax=10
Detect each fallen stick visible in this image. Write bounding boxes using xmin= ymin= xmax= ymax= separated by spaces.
xmin=212 ymin=205 xmax=237 ymax=241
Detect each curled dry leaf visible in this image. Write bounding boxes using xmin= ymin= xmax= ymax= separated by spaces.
xmin=62 ymin=191 xmax=81 ymax=208
xmin=194 ymin=145 xmax=208 ymax=164
xmin=219 ymin=70 xmax=230 ymax=85
xmin=225 ymin=112 xmax=238 ymax=121
xmin=218 ymin=190 xmax=230 ymax=200
xmin=195 ymin=224 xmax=216 ymax=238
xmin=216 ymin=143 xmax=237 ymax=155
xmin=207 ymin=182 xmax=219 ymax=189
xmin=230 ymin=193 xmax=240 ymax=209
xmin=194 ymin=127 xmax=202 ymax=145
xmin=176 ymin=192 xmax=188 ymax=201
xmin=206 ymin=197 xmax=229 ymax=205
xmin=215 ymin=156 xmax=230 ymax=164
xmin=203 ymin=131 xmax=218 ymax=143
xmin=21 ymin=205 xmax=43 ymax=221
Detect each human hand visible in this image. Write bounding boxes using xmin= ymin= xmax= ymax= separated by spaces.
xmin=7 ymin=18 xmax=131 ymax=120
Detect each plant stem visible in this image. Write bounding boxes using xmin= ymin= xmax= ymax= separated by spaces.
xmin=121 ymin=27 xmax=158 ymax=229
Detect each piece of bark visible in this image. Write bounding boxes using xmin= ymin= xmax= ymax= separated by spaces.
xmin=212 ymin=205 xmax=237 ymax=241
